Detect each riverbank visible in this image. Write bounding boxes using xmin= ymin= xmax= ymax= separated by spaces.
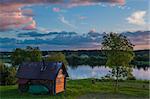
xmin=0 ymin=79 xmax=149 ymax=99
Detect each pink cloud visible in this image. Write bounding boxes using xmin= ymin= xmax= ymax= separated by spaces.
xmin=101 ymin=0 xmax=125 ymax=4
xmin=0 ymin=0 xmax=63 ymax=5
xmin=68 ymin=0 xmax=125 ymax=7
xmin=0 ymin=0 xmax=125 ymax=6
xmin=0 ymin=4 xmax=36 ymax=31
xmin=22 ymin=20 xmax=36 ymax=30
xmin=79 ymin=16 xmax=87 ymax=20
xmin=52 ymin=7 xmax=60 ymax=12
xmin=0 ymin=0 xmax=125 ymax=31
xmin=0 ymin=0 xmax=64 ymax=31
xmin=22 ymin=9 xmax=34 ymax=16
xmin=134 ymin=44 xmax=150 ymax=50
xmin=90 ymin=28 xmax=96 ymax=32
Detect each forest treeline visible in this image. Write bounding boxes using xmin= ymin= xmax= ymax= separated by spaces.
xmin=0 ymin=50 xmax=149 ymax=68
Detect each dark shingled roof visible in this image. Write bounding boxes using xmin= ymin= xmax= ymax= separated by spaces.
xmin=16 ymin=62 xmax=68 ymax=80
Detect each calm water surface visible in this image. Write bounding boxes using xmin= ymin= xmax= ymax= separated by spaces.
xmin=68 ymin=65 xmax=150 ymax=80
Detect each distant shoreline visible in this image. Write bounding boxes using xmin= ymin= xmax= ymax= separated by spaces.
xmin=0 ymin=49 xmax=149 ymax=53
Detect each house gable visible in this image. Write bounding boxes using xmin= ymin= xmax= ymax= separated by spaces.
xmin=55 ymin=69 xmax=65 ymax=93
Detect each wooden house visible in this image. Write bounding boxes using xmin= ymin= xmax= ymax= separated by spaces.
xmin=16 ymin=62 xmax=68 ymax=95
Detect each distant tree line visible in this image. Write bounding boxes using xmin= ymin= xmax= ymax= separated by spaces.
xmin=66 ymin=54 xmax=106 ymax=67
xmin=0 ymin=49 xmax=149 ymax=67
xmin=43 ymin=50 xmax=149 ymax=67
xmin=66 ymin=54 xmax=149 ymax=69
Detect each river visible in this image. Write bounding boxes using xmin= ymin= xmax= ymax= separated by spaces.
xmin=68 ymin=65 xmax=150 ymax=80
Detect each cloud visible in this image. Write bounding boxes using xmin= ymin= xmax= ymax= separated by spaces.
xmin=122 ymin=31 xmax=149 ymax=50
xmin=59 ymin=16 xmax=77 ymax=29
xmin=17 ymin=31 xmax=74 ymax=37
xmin=0 ymin=0 xmax=63 ymax=31
xmin=0 ymin=30 xmax=149 ymax=51
xmin=117 ymin=5 xmax=131 ymax=10
xmin=0 ymin=4 xmax=36 ymax=31
xmin=0 ymin=0 xmax=63 ymax=5
xmin=68 ymin=0 xmax=125 ymax=7
xmin=22 ymin=9 xmax=34 ymax=16
xmin=0 ymin=0 xmax=125 ymax=6
xmin=99 ymin=0 xmax=125 ymax=4
xmin=126 ymin=11 xmax=147 ymax=25
xmin=52 ymin=7 xmax=61 ymax=12
xmin=78 ymin=16 xmax=87 ymax=20
xmin=22 ymin=20 xmax=36 ymax=30
xmin=89 ymin=28 xmax=96 ymax=32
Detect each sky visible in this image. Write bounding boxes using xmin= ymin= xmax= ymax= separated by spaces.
xmin=0 ymin=0 xmax=149 ymax=51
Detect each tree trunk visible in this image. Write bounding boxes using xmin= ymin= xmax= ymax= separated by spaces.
xmin=115 ymin=67 xmax=119 ymax=92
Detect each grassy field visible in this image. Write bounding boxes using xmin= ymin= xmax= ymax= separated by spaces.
xmin=0 ymin=79 xmax=149 ymax=99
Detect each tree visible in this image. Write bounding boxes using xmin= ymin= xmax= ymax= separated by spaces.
xmin=11 ymin=46 xmax=42 ymax=66
xmin=46 ymin=52 xmax=68 ymax=66
xmin=5 ymin=66 xmax=17 ymax=85
xmin=11 ymin=48 xmax=26 ymax=66
xmin=101 ymin=32 xmax=134 ymax=92
xmin=0 ymin=62 xmax=17 ymax=85
xmin=0 ymin=62 xmax=8 ymax=85
xmin=26 ymin=46 xmax=42 ymax=62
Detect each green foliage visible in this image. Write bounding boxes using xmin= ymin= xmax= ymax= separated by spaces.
xmin=102 ymin=33 xmax=134 ymax=51
xmin=11 ymin=46 xmax=42 ymax=66
xmin=106 ymin=67 xmax=133 ymax=80
xmin=46 ymin=52 xmax=68 ymax=66
xmin=66 ymin=54 xmax=81 ymax=66
xmin=5 ymin=66 xmax=17 ymax=85
xmin=11 ymin=48 xmax=26 ymax=66
xmin=101 ymin=32 xmax=135 ymax=92
xmin=102 ymin=33 xmax=134 ymax=68
xmin=0 ymin=62 xmax=17 ymax=85
xmin=0 ymin=62 xmax=8 ymax=85
xmin=106 ymin=51 xmax=134 ymax=67
xmin=0 ymin=62 xmax=7 ymax=72
xmin=25 ymin=46 xmax=42 ymax=62
xmin=66 ymin=54 xmax=107 ymax=67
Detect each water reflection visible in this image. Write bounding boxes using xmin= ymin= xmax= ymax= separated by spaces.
xmin=133 ymin=68 xmax=150 ymax=80
xmin=135 ymin=66 xmax=149 ymax=71
xmin=68 ymin=65 xmax=150 ymax=80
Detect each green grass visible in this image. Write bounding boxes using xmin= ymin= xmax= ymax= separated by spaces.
xmin=0 ymin=79 xmax=149 ymax=99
